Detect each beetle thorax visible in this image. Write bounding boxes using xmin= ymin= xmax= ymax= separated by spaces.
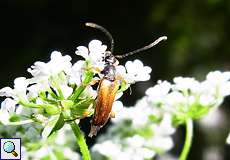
xmin=104 ymin=51 xmax=118 ymax=66
xmin=102 ymin=65 xmax=116 ymax=81
xmin=102 ymin=51 xmax=118 ymax=81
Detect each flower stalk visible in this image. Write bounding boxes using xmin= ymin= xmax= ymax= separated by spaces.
xmin=70 ymin=121 xmax=91 ymax=160
xmin=179 ymin=118 xmax=193 ymax=160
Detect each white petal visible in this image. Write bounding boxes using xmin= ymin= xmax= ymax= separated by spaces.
xmin=112 ymin=101 xmax=123 ymax=114
xmin=92 ymin=140 xmax=121 ymax=158
xmin=206 ymin=71 xmax=230 ymax=83
xmin=0 ymin=110 xmax=10 ymax=125
xmin=173 ymin=77 xmax=200 ymax=92
xmin=145 ymin=80 xmax=171 ymax=103
xmin=115 ymin=65 xmax=127 ymax=76
xmin=88 ymin=40 xmax=107 ymax=54
xmin=126 ymin=135 xmax=145 ymax=147
xmin=60 ymin=84 xmax=73 ymax=99
xmin=69 ymin=60 xmax=85 ymax=85
xmin=0 ymin=87 xmax=14 ymax=97
xmin=14 ymin=77 xmax=29 ymax=93
xmin=125 ymin=59 xmax=152 ymax=82
xmin=75 ymin=46 xmax=89 ymax=59
xmin=1 ymin=98 xmax=16 ymax=113
xmin=152 ymin=136 xmax=174 ymax=151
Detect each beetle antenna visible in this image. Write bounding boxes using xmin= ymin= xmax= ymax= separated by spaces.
xmin=115 ymin=36 xmax=167 ymax=59
xmin=85 ymin=22 xmax=115 ymax=53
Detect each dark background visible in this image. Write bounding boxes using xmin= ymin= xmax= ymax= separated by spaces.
xmin=0 ymin=0 xmax=229 ymax=159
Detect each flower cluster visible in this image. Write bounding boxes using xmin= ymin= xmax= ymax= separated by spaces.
xmin=0 ymin=122 xmax=80 ymax=160
xmin=92 ymin=71 xmax=230 ymax=160
xmin=92 ymin=93 xmax=175 ymax=160
xmin=146 ymin=71 xmax=230 ymax=125
xmin=0 ymin=40 xmax=151 ymax=139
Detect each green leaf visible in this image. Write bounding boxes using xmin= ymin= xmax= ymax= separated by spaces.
xmin=9 ymin=114 xmax=21 ymax=122
xmin=71 ymin=98 xmax=94 ymax=117
xmin=49 ymin=113 xmax=65 ymax=137
xmin=188 ymin=103 xmax=210 ymax=119
xmin=25 ymin=142 xmax=42 ymax=151
xmin=73 ymin=98 xmax=94 ymax=109
xmin=136 ymin=126 xmax=153 ymax=139
xmin=172 ymin=114 xmax=186 ymax=126
xmin=60 ymin=100 xmax=74 ymax=110
xmin=44 ymin=104 xmax=61 ymax=115
xmin=41 ymin=114 xmax=65 ymax=139
xmin=148 ymin=115 xmax=162 ymax=123
xmin=68 ymin=71 xmax=94 ymax=101
xmin=83 ymin=71 xmax=94 ymax=84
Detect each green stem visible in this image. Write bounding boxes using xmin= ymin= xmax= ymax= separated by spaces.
xmin=179 ymin=118 xmax=193 ymax=160
xmin=70 ymin=121 xmax=91 ymax=160
xmin=69 ymin=85 xmax=86 ymax=100
xmin=7 ymin=119 xmax=34 ymax=125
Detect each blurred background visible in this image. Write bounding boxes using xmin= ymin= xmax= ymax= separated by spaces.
xmin=0 ymin=0 xmax=229 ymax=159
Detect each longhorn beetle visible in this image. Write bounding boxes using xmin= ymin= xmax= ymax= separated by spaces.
xmin=85 ymin=23 xmax=167 ymax=137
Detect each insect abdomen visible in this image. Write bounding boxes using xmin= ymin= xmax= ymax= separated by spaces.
xmin=89 ymin=78 xmax=119 ymax=137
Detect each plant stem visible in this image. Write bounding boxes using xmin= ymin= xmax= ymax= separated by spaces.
xmin=179 ymin=118 xmax=193 ymax=160
xmin=70 ymin=121 xmax=91 ymax=160
xmin=68 ymin=71 xmax=94 ymax=101
xmin=7 ymin=119 xmax=34 ymax=125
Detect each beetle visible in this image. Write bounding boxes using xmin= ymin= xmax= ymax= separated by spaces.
xmin=85 ymin=23 xmax=167 ymax=137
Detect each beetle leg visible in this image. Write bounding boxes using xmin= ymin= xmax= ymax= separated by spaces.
xmin=90 ymin=79 xmax=99 ymax=85
xmin=89 ymin=125 xmax=101 ymax=137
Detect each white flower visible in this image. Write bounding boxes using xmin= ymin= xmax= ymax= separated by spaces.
xmin=0 ymin=77 xmax=29 ymax=101
xmin=92 ymin=140 xmax=122 ymax=159
xmin=206 ymin=71 xmax=230 ymax=84
xmin=0 ymin=110 xmax=10 ymax=125
xmin=203 ymin=71 xmax=230 ymax=97
xmin=28 ymin=51 xmax=72 ymax=81
xmin=75 ymin=40 xmax=107 ymax=71
xmin=165 ymin=91 xmax=187 ymax=110
xmin=124 ymin=59 xmax=152 ymax=83
xmin=199 ymin=93 xmax=216 ymax=106
xmin=95 ymin=94 xmax=175 ymax=160
xmin=124 ymin=146 xmax=155 ymax=160
xmin=151 ymin=136 xmax=174 ymax=151
xmin=59 ymin=83 xmax=73 ymax=99
xmin=0 ymin=87 xmax=14 ymax=97
xmin=112 ymin=98 xmax=150 ymax=126
xmin=112 ymin=101 xmax=123 ymax=115
xmin=27 ymin=83 xmax=47 ymax=99
xmin=173 ymin=77 xmax=200 ymax=93
xmin=14 ymin=77 xmax=29 ymax=100
xmin=154 ymin=113 xmax=175 ymax=136
xmin=146 ymin=80 xmax=171 ymax=103
xmin=125 ymin=135 xmax=145 ymax=148
xmin=226 ymin=133 xmax=230 ymax=145
xmin=69 ymin=60 xmax=85 ymax=85
xmin=0 ymin=98 xmax=17 ymax=125
xmin=1 ymin=98 xmax=16 ymax=113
